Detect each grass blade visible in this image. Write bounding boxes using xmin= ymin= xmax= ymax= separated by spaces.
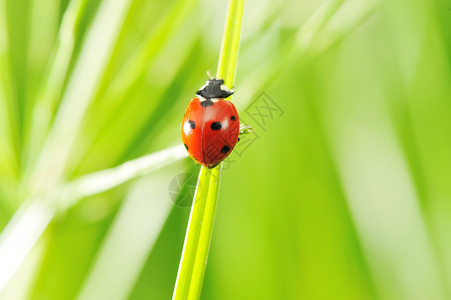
xmin=27 ymin=0 xmax=133 ymax=193
xmin=25 ymin=0 xmax=87 ymax=170
xmin=62 ymin=144 xmax=188 ymax=208
xmin=0 ymin=200 xmax=54 ymax=293
xmin=0 ymin=0 xmax=19 ymax=186
xmin=77 ymin=171 xmax=177 ymax=300
xmin=102 ymin=0 xmax=199 ymax=101
xmin=172 ymin=0 xmax=245 ymax=299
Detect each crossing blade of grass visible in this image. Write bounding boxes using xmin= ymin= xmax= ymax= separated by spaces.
xmin=61 ymin=144 xmax=188 ymax=209
xmin=0 ymin=144 xmax=187 ymax=293
xmin=172 ymin=0 xmax=245 ymax=299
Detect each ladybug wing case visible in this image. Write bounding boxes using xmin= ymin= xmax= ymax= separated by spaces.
xmin=181 ymin=98 xmax=239 ymax=168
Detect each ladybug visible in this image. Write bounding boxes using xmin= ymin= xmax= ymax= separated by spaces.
xmin=181 ymin=78 xmax=240 ymax=168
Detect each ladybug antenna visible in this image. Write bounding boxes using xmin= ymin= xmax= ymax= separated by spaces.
xmin=206 ymin=70 xmax=213 ymax=79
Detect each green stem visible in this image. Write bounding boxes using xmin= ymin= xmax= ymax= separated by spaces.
xmin=172 ymin=0 xmax=245 ymax=299
xmin=216 ymin=0 xmax=245 ymax=87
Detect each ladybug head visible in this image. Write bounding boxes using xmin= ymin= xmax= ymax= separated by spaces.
xmin=196 ymin=78 xmax=234 ymax=100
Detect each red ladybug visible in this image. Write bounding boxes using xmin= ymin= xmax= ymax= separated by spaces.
xmin=181 ymin=78 xmax=239 ymax=168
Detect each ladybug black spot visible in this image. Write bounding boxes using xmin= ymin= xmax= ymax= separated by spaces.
xmin=184 ymin=144 xmax=188 ymax=150
xmin=210 ymin=122 xmax=222 ymax=130
xmin=220 ymin=145 xmax=230 ymax=154
xmin=231 ymin=116 xmax=236 ymax=121
xmin=200 ymin=100 xmax=214 ymax=107
xmin=188 ymin=120 xmax=195 ymax=129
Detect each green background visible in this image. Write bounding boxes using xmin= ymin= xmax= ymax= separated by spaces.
xmin=1 ymin=0 xmax=450 ymax=299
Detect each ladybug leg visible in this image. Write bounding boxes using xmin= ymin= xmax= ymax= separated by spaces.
xmin=239 ymin=124 xmax=253 ymax=135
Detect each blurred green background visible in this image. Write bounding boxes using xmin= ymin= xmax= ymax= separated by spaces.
xmin=1 ymin=0 xmax=451 ymax=299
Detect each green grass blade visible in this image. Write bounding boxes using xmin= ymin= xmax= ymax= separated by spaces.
xmin=0 ymin=0 xmax=19 ymax=184
xmin=173 ymin=0 xmax=245 ymax=299
xmin=27 ymin=0 xmax=133 ymax=194
xmin=25 ymin=0 xmax=87 ymax=171
xmin=77 ymin=170 xmax=179 ymax=300
xmin=102 ymin=0 xmax=199 ymax=101
xmin=186 ymin=167 xmax=221 ymax=299
xmin=216 ymin=0 xmax=245 ymax=87
xmin=0 ymin=199 xmax=54 ymax=293
xmin=172 ymin=167 xmax=212 ymax=300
